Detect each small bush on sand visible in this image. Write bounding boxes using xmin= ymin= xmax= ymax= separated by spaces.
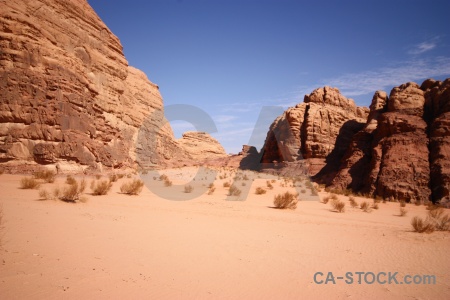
xmin=109 ymin=174 xmax=118 ymax=182
xmin=33 ymin=169 xmax=56 ymax=183
xmin=349 ymin=196 xmax=358 ymax=208
xmin=159 ymin=174 xmax=168 ymax=181
xmin=427 ymin=208 xmax=450 ymax=231
xmin=91 ymin=180 xmax=112 ymax=196
xmin=400 ymin=200 xmax=406 ymax=207
xmin=164 ymin=179 xmax=172 ymax=187
xmin=399 ymin=207 xmax=408 ymax=216
xmin=411 ymin=216 xmax=435 ymax=233
xmin=322 ymin=195 xmax=331 ymax=204
xmin=372 ymin=202 xmax=379 ymax=210
xmin=330 ymin=194 xmax=338 ymax=201
xmin=360 ymin=201 xmax=371 ymax=212
xmin=207 ymin=187 xmax=216 ymax=195
xmin=255 ymin=187 xmax=267 ymax=195
xmin=274 ymin=191 xmax=298 ymax=210
xmin=60 ymin=179 xmax=87 ymax=202
xmin=332 ymin=200 xmax=346 ymax=213
xmin=38 ymin=188 xmax=52 ymax=200
xmin=223 ymin=182 xmax=231 ymax=188
xmin=266 ymin=181 xmax=274 ymax=190
xmin=66 ymin=175 xmax=77 ymax=185
xmin=20 ymin=177 xmax=40 ymax=189
xmin=228 ymin=185 xmax=242 ymax=196
xmin=120 ymin=179 xmax=144 ymax=195
xmin=184 ymin=185 xmax=194 ymax=193
xmin=208 ymin=183 xmax=214 ymax=189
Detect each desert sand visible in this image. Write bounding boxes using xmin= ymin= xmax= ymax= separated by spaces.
xmin=0 ymin=168 xmax=449 ymax=299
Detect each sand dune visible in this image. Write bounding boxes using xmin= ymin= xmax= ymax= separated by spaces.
xmin=0 ymin=169 xmax=449 ymax=299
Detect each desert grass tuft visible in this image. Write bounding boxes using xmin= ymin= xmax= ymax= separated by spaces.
xmin=349 ymin=196 xmax=358 ymax=208
xmin=33 ymin=169 xmax=56 ymax=183
xmin=120 ymin=179 xmax=144 ymax=195
xmin=164 ymin=178 xmax=172 ymax=187
xmin=91 ymin=180 xmax=112 ymax=196
xmin=66 ymin=175 xmax=77 ymax=185
xmin=20 ymin=177 xmax=40 ymax=189
xmin=266 ymin=181 xmax=274 ymax=190
xmin=360 ymin=201 xmax=372 ymax=212
xmin=411 ymin=216 xmax=435 ymax=233
xmin=228 ymin=185 xmax=242 ymax=196
xmin=331 ymin=199 xmax=346 ymax=213
xmin=427 ymin=208 xmax=450 ymax=231
xmin=223 ymin=182 xmax=231 ymax=188
xmin=399 ymin=207 xmax=408 ymax=216
xmin=184 ymin=184 xmax=194 ymax=193
xmin=59 ymin=178 xmax=87 ymax=202
xmin=273 ymin=191 xmax=298 ymax=210
xmin=207 ymin=187 xmax=216 ymax=195
xmin=255 ymin=187 xmax=267 ymax=195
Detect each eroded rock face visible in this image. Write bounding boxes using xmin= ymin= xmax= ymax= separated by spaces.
xmin=0 ymin=0 xmax=227 ymax=171
xmin=329 ymin=79 xmax=450 ymax=203
xmin=261 ymin=86 xmax=369 ymax=176
xmin=177 ymin=131 xmax=227 ymax=161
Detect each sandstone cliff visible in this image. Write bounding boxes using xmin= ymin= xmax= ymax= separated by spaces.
xmin=261 ymin=80 xmax=450 ymax=204
xmin=261 ymin=86 xmax=369 ymax=177
xmin=0 ymin=0 xmax=226 ymax=172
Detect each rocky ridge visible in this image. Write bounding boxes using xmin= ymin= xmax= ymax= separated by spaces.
xmin=0 ymin=0 xmax=226 ymax=173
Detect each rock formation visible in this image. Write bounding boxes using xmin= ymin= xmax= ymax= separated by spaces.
xmin=261 ymin=86 xmax=369 ymax=177
xmin=177 ymin=131 xmax=227 ymax=161
xmin=0 ymin=0 xmax=226 ymax=172
xmin=262 ymin=80 xmax=450 ymax=203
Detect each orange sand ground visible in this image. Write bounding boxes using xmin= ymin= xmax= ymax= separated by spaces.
xmin=0 ymin=168 xmax=449 ymax=299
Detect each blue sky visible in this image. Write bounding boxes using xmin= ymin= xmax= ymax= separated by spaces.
xmin=88 ymin=0 xmax=450 ymax=154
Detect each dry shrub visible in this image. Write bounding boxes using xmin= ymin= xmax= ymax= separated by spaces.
xmin=207 ymin=187 xmax=216 ymax=195
xmin=266 ymin=181 xmax=274 ymax=189
xmin=60 ymin=179 xmax=86 ymax=202
xmin=159 ymin=174 xmax=168 ymax=181
xmin=228 ymin=185 xmax=242 ymax=196
xmin=20 ymin=177 xmax=40 ymax=189
xmin=91 ymin=180 xmax=112 ymax=196
xmin=372 ymin=203 xmax=379 ymax=210
xmin=184 ymin=185 xmax=194 ymax=193
xmin=164 ymin=179 xmax=172 ymax=187
xmin=399 ymin=207 xmax=408 ymax=216
xmin=120 ymin=179 xmax=144 ymax=195
xmin=332 ymin=200 xmax=346 ymax=213
xmin=109 ymin=174 xmax=118 ymax=182
xmin=274 ymin=191 xmax=298 ymax=210
xmin=255 ymin=187 xmax=266 ymax=195
xmin=411 ymin=216 xmax=435 ymax=233
xmin=322 ymin=195 xmax=331 ymax=204
xmin=66 ymin=175 xmax=77 ymax=185
xmin=223 ymin=182 xmax=231 ymax=188
xmin=38 ymin=188 xmax=52 ymax=200
xmin=330 ymin=194 xmax=338 ymax=201
xmin=360 ymin=201 xmax=371 ymax=212
xmin=400 ymin=200 xmax=406 ymax=207
xmin=427 ymin=208 xmax=450 ymax=231
xmin=33 ymin=169 xmax=56 ymax=183
xmin=243 ymin=174 xmax=249 ymax=181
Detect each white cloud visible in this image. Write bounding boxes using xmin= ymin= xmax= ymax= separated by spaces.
xmin=319 ymin=56 xmax=450 ymax=98
xmin=408 ymin=41 xmax=437 ymax=55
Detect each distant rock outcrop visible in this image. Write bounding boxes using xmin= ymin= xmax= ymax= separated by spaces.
xmin=261 ymin=86 xmax=369 ymax=177
xmin=0 ymin=0 xmax=226 ymax=172
xmin=178 ymin=131 xmax=227 ymax=160
xmin=261 ymin=80 xmax=450 ymax=204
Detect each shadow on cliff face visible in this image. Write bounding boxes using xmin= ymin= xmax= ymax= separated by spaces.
xmin=238 ymin=146 xmax=263 ymax=171
xmin=312 ymin=120 xmax=366 ymax=185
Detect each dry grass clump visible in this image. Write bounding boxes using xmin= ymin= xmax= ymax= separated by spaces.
xmin=411 ymin=216 xmax=435 ymax=233
xmin=223 ymin=182 xmax=231 ymax=188
xmin=372 ymin=202 xmax=379 ymax=210
xmin=184 ymin=184 xmax=194 ymax=193
xmin=331 ymin=199 xmax=346 ymax=213
xmin=360 ymin=201 xmax=372 ymax=212
xmin=228 ymin=185 xmax=242 ymax=196
xmin=159 ymin=174 xmax=169 ymax=181
xmin=207 ymin=187 xmax=216 ymax=195
xmin=109 ymin=174 xmax=118 ymax=183
xmin=427 ymin=207 xmax=450 ymax=231
xmin=91 ymin=179 xmax=112 ymax=196
xmin=57 ymin=178 xmax=87 ymax=203
xmin=399 ymin=207 xmax=408 ymax=216
xmin=266 ymin=181 xmax=274 ymax=190
xmin=66 ymin=175 xmax=77 ymax=185
xmin=349 ymin=196 xmax=358 ymax=208
xmin=243 ymin=174 xmax=249 ymax=181
xmin=20 ymin=177 xmax=41 ymax=189
xmin=322 ymin=195 xmax=330 ymax=204
xmin=163 ymin=176 xmax=172 ymax=187
xmin=273 ymin=191 xmax=298 ymax=210
xmin=255 ymin=187 xmax=267 ymax=195
xmin=120 ymin=179 xmax=144 ymax=195
xmin=400 ymin=200 xmax=406 ymax=207
xmin=33 ymin=169 xmax=56 ymax=183
xmin=411 ymin=208 xmax=450 ymax=233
